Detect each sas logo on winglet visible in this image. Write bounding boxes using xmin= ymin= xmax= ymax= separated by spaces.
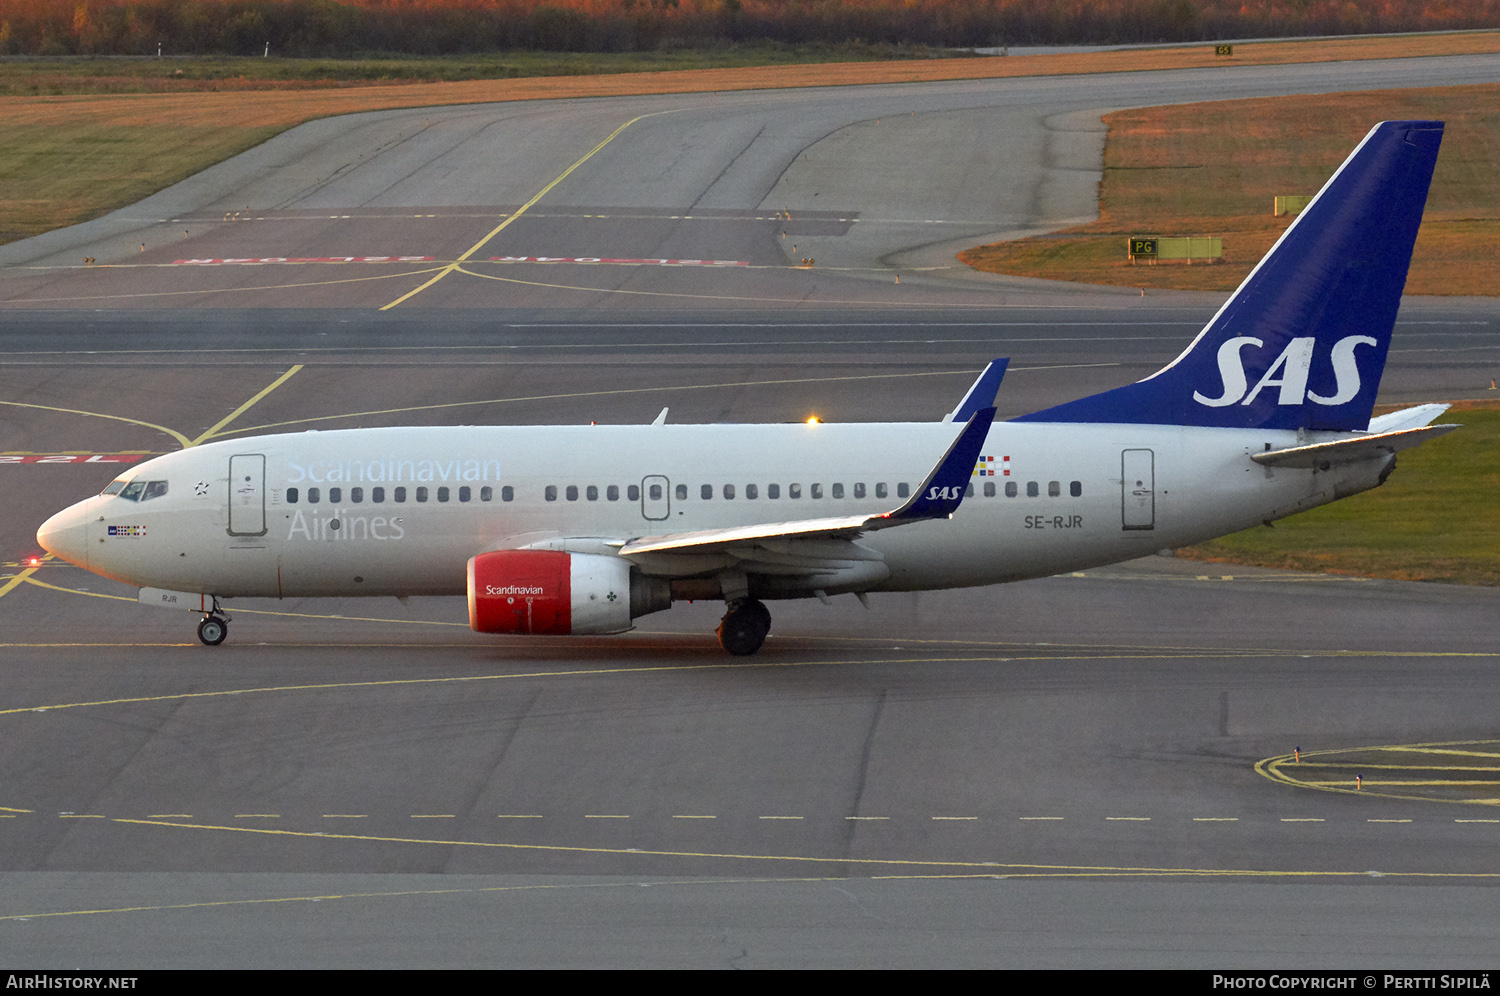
xmin=1193 ymin=335 xmax=1376 ymax=408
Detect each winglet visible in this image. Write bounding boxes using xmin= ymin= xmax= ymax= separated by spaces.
xmin=884 ymin=407 xmax=996 ymax=521
xmin=651 ymin=407 xmax=668 ymax=426
xmin=945 ymin=359 xmax=1009 ymax=422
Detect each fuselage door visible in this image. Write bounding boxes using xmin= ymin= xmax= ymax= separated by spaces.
xmin=641 ymin=475 xmax=670 ymax=521
xmin=228 ymin=453 xmax=267 ymax=536
xmin=1121 ymin=448 xmax=1155 ymax=530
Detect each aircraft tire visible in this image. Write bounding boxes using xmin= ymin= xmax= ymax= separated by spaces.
xmin=717 ymin=601 xmax=770 ymax=656
xmin=197 ymin=616 xmax=228 ymax=647
xmin=742 ymin=599 xmax=771 ymax=632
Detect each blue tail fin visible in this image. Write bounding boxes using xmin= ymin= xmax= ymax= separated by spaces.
xmin=1015 ymin=120 xmax=1444 ymax=431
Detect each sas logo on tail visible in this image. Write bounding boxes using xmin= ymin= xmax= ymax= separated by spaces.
xmin=1193 ymin=335 xmax=1376 ymax=408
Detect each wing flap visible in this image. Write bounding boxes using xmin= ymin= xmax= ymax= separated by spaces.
xmin=620 ymin=514 xmax=873 ymax=558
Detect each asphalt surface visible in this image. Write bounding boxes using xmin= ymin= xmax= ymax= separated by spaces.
xmin=1 ymin=53 xmax=1499 ymax=968
xmin=3 ymin=53 xmax=1499 ymax=309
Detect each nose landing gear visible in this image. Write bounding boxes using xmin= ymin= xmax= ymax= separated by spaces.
xmin=197 ymin=597 xmax=230 ymax=646
xmin=717 ymin=598 xmax=771 ymax=656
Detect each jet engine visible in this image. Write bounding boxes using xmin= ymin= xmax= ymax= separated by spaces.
xmin=467 ymin=550 xmax=668 ymax=635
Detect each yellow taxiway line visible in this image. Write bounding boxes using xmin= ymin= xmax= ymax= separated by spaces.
xmin=380 ymin=111 xmax=671 ymax=310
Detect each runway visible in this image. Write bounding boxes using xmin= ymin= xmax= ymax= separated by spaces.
xmin=1 ymin=51 xmax=1499 ymax=967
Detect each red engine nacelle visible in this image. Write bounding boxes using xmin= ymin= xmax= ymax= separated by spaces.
xmin=468 ymin=550 xmax=662 ymax=636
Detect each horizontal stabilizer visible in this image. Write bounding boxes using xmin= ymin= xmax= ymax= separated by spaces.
xmin=1367 ymin=403 xmax=1450 ymax=434
xmin=1251 ymin=424 xmax=1458 ymax=468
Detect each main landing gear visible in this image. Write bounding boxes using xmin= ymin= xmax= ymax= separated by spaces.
xmin=197 ymin=598 xmax=230 ymax=646
xmin=717 ymin=598 xmax=771 ymax=656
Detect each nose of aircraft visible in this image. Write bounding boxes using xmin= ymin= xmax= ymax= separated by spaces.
xmin=36 ymin=502 xmax=91 ymax=569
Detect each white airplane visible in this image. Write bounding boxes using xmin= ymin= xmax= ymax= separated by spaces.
xmin=37 ymin=120 xmax=1456 ymax=655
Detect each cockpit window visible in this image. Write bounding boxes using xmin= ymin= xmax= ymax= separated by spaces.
xmin=111 ymin=479 xmax=166 ymax=502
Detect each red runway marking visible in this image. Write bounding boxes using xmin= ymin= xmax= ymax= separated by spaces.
xmin=172 ymin=256 xmax=436 ymax=265
xmin=0 ymin=454 xmax=147 ymax=465
xmin=487 ymin=256 xmax=749 ymax=266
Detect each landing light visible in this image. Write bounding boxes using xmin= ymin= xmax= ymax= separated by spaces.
xmin=806 ymin=416 xmax=821 ymax=425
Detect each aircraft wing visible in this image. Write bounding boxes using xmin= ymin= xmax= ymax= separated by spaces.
xmin=1250 ymin=423 xmax=1458 ymax=469
xmin=617 ymin=407 xmax=996 ymax=566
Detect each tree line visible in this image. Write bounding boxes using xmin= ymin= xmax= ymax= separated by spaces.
xmin=1 ymin=0 xmax=1497 ymax=58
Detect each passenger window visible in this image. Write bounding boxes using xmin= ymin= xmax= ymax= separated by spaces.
xmin=607 ymin=485 xmax=619 ymax=501
xmin=416 ymin=487 xmax=429 ymax=502
xmin=649 ymin=483 xmax=662 ymax=501
xmin=286 ymin=487 xmax=299 ymax=503
xmin=675 ymin=484 xmax=687 ymax=500
xmin=565 ymin=485 xmax=577 ymax=501
xmin=329 ymin=487 xmax=341 ymax=503
xmin=1005 ymin=481 xmax=1018 ymax=498
xmin=395 ymin=487 xmax=407 ymax=503
xmin=351 ymin=487 xmax=363 ymax=503
xmin=746 ymin=484 xmax=758 ymax=499
xmin=897 ymin=483 xmax=909 ymax=498
xmin=628 ymin=485 xmax=640 ymax=501
xmin=831 ymin=483 xmax=844 ymax=499
xmin=1027 ymin=481 xmax=1039 ymax=497
xmin=545 ymin=485 xmax=557 ymax=502
xmin=768 ymin=483 xmax=780 ymax=499
xmin=438 ymin=487 xmax=450 ymax=502
xmin=876 ymin=483 xmax=888 ymax=499
xmin=1071 ymin=481 xmax=1082 ymax=497
xmin=308 ymin=487 xmax=320 ymax=504
xmin=1048 ymin=481 xmax=1060 ymax=497
xmin=586 ymin=485 xmax=597 ymax=501
xmin=142 ymin=481 xmax=168 ymax=500
xmin=701 ymin=484 xmax=712 ymax=500
xmin=459 ymin=486 xmax=471 ymax=502
xmin=965 ymin=483 xmax=974 ymax=497
xmin=501 ymin=486 xmax=513 ymax=502
xmin=810 ymin=483 xmax=822 ymax=499
xmin=479 ymin=486 xmax=490 ymax=502
xmin=723 ymin=484 xmax=735 ymax=499
xmin=789 ymin=483 xmax=802 ymax=499
xmin=854 ymin=483 xmax=865 ymax=499
xmin=373 ymin=487 xmax=385 ymax=503
xmin=984 ymin=482 xmax=996 ymax=497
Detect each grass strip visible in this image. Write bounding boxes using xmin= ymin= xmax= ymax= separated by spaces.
xmin=960 ymin=84 xmax=1500 ymax=296
xmin=0 ymin=44 xmax=972 ymax=96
